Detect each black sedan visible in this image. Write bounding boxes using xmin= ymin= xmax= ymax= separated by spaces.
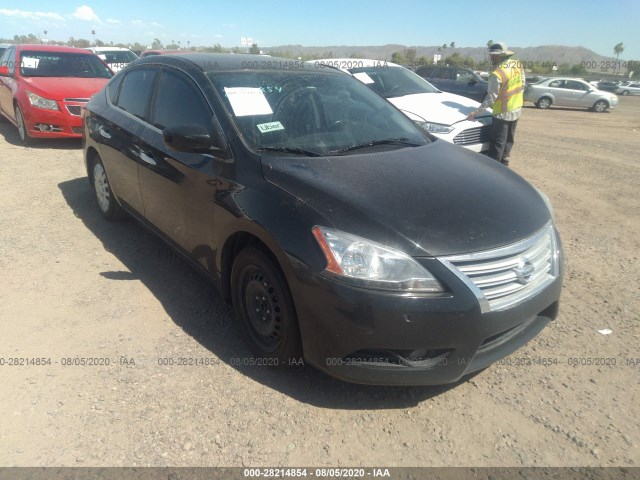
xmin=83 ymin=54 xmax=563 ymax=386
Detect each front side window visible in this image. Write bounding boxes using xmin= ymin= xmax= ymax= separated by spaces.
xmin=150 ymin=68 xmax=212 ymax=131
xmin=19 ymin=51 xmax=113 ymax=78
xmin=435 ymin=68 xmax=453 ymax=80
xmin=564 ymin=80 xmax=587 ymax=91
xmin=115 ymin=67 xmax=157 ymax=121
xmin=1 ymin=47 xmax=16 ymax=74
xmin=208 ymin=69 xmax=430 ymax=156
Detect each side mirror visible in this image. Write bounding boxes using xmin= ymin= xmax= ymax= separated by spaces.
xmin=0 ymin=65 xmax=10 ymax=76
xmin=163 ymin=124 xmax=228 ymax=155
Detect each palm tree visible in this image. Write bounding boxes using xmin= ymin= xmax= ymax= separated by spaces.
xmin=614 ymin=42 xmax=624 ymax=60
xmin=450 ymin=41 xmax=455 ymax=49
xmin=43 ymin=30 xmax=48 ymax=43
xmin=91 ymin=29 xmax=96 ymax=46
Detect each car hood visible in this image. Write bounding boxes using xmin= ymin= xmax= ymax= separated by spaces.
xmin=21 ymin=77 xmax=109 ymax=100
xmin=262 ymin=141 xmax=551 ymax=257
xmin=388 ymin=92 xmax=489 ymax=126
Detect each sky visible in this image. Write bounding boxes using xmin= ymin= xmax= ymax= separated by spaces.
xmin=1 ymin=0 xmax=639 ymax=59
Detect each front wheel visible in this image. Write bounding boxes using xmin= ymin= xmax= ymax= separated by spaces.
xmin=15 ymin=105 xmax=31 ymax=145
xmin=231 ymin=247 xmax=302 ymax=363
xmin=592 ymin=100 xmax=608 ymax=113
xmin=536 ymin=97 xmax=552 ymax=109
xmin=91 ymin=155 xmax=125 ymax=221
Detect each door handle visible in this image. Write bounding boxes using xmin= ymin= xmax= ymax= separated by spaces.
xmin=139 ymin=151 xmax=157 ymax=166
xmin=98 ymin=126 xmax=111 ymax=139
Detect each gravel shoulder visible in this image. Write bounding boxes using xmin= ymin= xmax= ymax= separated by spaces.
xmin=0 ymin=98 xmax=639 ymax=467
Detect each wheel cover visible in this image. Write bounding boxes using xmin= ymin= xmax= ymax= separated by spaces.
xmin=16 ymin=108 xmax=26 ymax=141
xmin=594 ymin=101 xmax=606 ymax=112
xmin=539 ymin=98 xmax=551 ymax=108
xmin=93 ymin=163 xmax=111 ymax=213
xmin=242 ymin=267 xmax=283 ymax=351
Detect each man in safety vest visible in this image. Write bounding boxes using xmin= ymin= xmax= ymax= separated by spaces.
xmin=467 ymin=42 xmax=525 ymax=167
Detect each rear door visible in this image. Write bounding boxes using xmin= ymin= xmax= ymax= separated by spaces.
xmin=545 ymin=79 xmax=567 ymax=105
xmin=96 ymin=66 xmax=158 ymax=214
xmin=137 ymin=66 xmax=223 ymax=268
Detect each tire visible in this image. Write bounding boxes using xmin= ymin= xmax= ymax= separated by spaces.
xmin=15 ymin=105 xmax=31 ymax=145
xmin=593 ymin=100 xmax=608 ymax=113
xmin=90 ymin=154 xmax=125 ymax=221
xmin=536 ymin=97 xmax=552 ymax=109
xmin=621 ymin=90 xmax=629 ymax=96
xmin=231 ymin=247 xmax=302 ymax=363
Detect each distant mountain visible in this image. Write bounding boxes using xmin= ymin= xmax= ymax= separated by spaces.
xmin=264 ymin=44 xmax=620 ymax=66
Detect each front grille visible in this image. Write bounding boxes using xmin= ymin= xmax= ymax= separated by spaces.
xmin=66 ymin=105 xmax=83 ymax=116
xmin=440 ymin=223 xmax=559 ymax=313
xmin=453 ymin=125 xmax=492 ymax=146
xmin=64 ymin=98 xmax=90 ymax=102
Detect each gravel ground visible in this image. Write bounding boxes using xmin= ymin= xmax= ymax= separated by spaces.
xmin=0 ymin=97 xmax=639 ymax=468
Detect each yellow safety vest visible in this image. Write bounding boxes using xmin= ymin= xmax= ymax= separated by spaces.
xmin=491 ymin=60 xmax=524 ymax=115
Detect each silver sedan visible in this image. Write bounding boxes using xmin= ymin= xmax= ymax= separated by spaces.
xmin=524 ymin=77 xmax=618 ymax=112
xmin=615 ymin=82 xmax=640 ymax=96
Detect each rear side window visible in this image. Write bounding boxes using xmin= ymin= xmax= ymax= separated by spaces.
xmin=150 ymin=68 xmax=212 ymax=131
xmin=415 ymin=66 xmax=435 ymax=78
xmin=115 ymin=67 xmax=157 ymax=121
xmin=106 ymin=73 xmax=124 ymax=104
xmin=548 ymin=80 xmax=563 ymax=88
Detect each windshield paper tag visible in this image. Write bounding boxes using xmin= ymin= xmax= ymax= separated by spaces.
xmin=353 ymin=72 xmax=375 ymax=84
xmin=257 ymin=121 xmax=284 ymax=133
xmin=21 ymin=57 xmax=41 ymax=69
xmin=224 ymin=87 xmax=273 ymax=117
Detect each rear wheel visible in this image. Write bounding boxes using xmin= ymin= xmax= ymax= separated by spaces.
xmin=621 ymin=90 xmax=629 ymax=96
xmin=91 ymin=155 xmax=125 ymax=221
xmin=592 ymin=100 xmax=608 ymax=113
xmin=536 ymin=97 xmax=552 ymax=109
xmin=231 ymin=247 xmax=302 ymax=364
xmin=15 ymin=105 xmax=31 ymax=145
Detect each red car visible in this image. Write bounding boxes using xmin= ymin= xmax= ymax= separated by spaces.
xmin=0 ymin=44 xmax=113 ymax=144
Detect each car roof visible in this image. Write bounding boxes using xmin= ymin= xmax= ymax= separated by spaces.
xmin=134 ymin=53 xmax=343 ymax=73
xmin=13 ymin=44 xmax=96 ymax=54
xmin=87 ymin=47 xmax=134 ymax=52
xmin=313 ymin=58 xmax=402 ymax=68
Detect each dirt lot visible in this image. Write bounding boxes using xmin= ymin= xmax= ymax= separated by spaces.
xmin=1 ymin=97 xmax=639 ymax=469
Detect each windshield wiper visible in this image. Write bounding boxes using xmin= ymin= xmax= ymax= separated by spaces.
xmin=257 ymin=146 xmax=322 ymax=157
xmin=331 ymin=138 xmax=422 ymax=154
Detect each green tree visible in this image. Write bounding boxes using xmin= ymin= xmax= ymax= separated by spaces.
xmin=614 ymin=42 xmax=624 ymax=60
xmin=487 ymin=39 xmax=493 ymax=48
xmin=404 ymin=48 xmax=417 ymax=65
xmin=626 ymin=60 xmax=639 ymax=78
xmin=450 ymin=41 xmax=455 ymax=49
xmin=391 ymin=51 xmax=406 ymax=65
xmin=249 ymin=43 xmax=260 ymax=54
xmin=151 ymin=38 xmax=163 ymax=49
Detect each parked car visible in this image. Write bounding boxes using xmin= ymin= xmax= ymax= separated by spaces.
xmin=86 ymin=47 xmax=138 ymax=72
xmin=615 ymin=82 xmax=640 ymax=96
xmin=596 ymin=81 xmax=619 ymax=92
xmin=415 ymin=65 xmax=488 ymax=102
xmin=0 ymin=44 xmax=113 ymax=144
xmin=83 ymin=53 xmax=563 ymax=386
xmin=0 ymin=43 xmax=10 ymax=57
xmin=140 ymin=49 xmax=189 ymax=58
xmin=524 ymin=77 xmax=618 ymax=112
xmin=312 ymin=59 xmax=492 ymax=152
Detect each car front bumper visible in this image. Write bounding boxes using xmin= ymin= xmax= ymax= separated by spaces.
xmin=290 ymin=247 xmax=563 ymax=386
xmin=22 ymin=102 xmax=85 ymax=138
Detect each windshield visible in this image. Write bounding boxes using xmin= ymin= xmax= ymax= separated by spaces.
xmin=208 ymin=70 xmax=430 ymax=156
xmin=19 ymin=51 xmax=113 ymax=78
xmin=99 ymin=50 xmax=138 ymax=64
xmin=347 ymin=66 xmax=440 ymax=98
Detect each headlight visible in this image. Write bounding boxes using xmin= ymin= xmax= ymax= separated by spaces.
xmin=414 ymin=121 xmax=454 ymax=134
xmin=312 ymin=226 xmax=444 ymax=293
xmin=26 ymin=91 xmax=59 ymax=111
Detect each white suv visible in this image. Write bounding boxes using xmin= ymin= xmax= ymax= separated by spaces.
xmin=310 ymin=59 xmax=492 ymax=153
xmin=86 ymin=47 xmax=138 ymax=72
